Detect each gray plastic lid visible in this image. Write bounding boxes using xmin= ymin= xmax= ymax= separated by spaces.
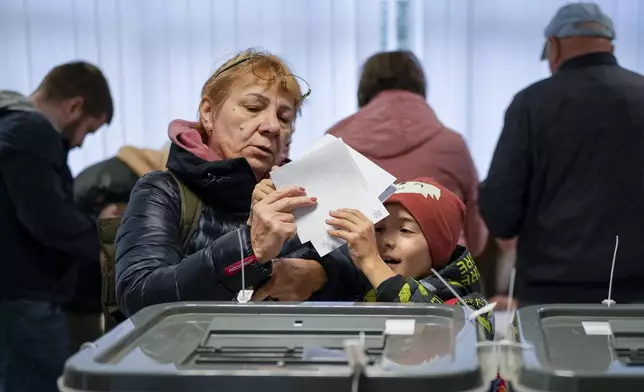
xmin=513 ymin=304 xmax=644 ymax=392
xmin=62 ymin=302 xmax=486 ymax=392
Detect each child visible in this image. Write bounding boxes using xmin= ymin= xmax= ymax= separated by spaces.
xmin=327 ymin=177 xmax=493 ymax=339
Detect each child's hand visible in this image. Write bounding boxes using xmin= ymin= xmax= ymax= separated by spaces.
xmin=327 ymin=208 xmax=381 ymax=269
xmin=251 ymin=177 xmax=277 ymax=207
xmin=248 ymin=166 xmax=279 ymax=225
xmin=327 ymin=208 xmax=396 ymax=289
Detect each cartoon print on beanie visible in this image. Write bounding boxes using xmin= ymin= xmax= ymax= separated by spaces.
xmin=395 ymin=181 xmax=442 ymax=200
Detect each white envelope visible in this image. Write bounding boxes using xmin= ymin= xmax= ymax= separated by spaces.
xmin=271 ymin=138 xmax=389 ymax=254
xmin=313 ymin=135 xmax=397 ymax=200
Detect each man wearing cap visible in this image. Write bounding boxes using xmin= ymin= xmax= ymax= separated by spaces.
xmin=480 ymin=3 xmax=644 ymax=305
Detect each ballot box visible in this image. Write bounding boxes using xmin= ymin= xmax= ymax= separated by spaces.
xmin=59 ymin=302 xmax=492 ymax=392
xmin=501 ymin=304 xmax=644 ymax=392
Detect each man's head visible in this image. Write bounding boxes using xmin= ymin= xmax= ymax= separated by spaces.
xmin=375 ymin=178 xmax=465 ymax=279
xmin=31 ymin=61 xmax=113 ymax=148
xmin=357 ymin=51 xmax=426 ymax=108
xmin=541 ymin=3 xmax=615 ymax=73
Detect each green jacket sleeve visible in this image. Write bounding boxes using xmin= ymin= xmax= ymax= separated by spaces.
xmin=375 ymin=275 xmax=495 ymax=340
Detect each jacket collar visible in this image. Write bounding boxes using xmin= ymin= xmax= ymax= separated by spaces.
xmin=166 ymin=143 xmax=256 ymax=213
xmin=558 ymin=52 xmax=618 ymax=72
xmin=0 ymin=90 xmax=38 ymax=113
xmin=418 ymin=246 xmax=482 ymax=299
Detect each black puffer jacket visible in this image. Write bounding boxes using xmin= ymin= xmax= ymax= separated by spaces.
xmin=115 ymin=144 xmax=363 ymax=316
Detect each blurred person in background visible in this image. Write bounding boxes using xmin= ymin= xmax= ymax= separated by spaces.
xmin=479 ymin=238 xmax=518 ymax=310
xmin=67 ymin=144 xmax=169 ymax=351
xmin=0 ymin=61 xmax=113 ymax=392
xmin=327 ymin=51 xmax=488 ymax=259
xmin=480 ymin=3 xmax=644 ymax=306
xmin=115 ymin=49 xmax=362 ymax=317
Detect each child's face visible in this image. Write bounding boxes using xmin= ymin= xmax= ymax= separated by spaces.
xmin=375 ymin=203 xmax=432 ymax=279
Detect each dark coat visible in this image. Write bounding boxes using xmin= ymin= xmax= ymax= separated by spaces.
xmin=480 ymin=53 xmax=644 ymax=304
xmin=0 ymin=95 xmax=99 ymax=303
xmin=115 ymin=144 xmax=363 ymax=316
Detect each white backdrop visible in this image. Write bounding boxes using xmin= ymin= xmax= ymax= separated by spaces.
xmin=1 ymin=0 xmax=643 ymax=176
xmin=407 ymin=0 xmax=644 ymax=176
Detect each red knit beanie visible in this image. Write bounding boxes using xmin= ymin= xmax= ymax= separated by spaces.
xmin=385 ymin=177 xmax=466 ymax=266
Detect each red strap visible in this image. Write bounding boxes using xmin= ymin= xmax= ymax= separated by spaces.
xmin=224 ymin=255 xmax=258 ymax=277
xmin=445 ymin=298 xmax=459 ymax=305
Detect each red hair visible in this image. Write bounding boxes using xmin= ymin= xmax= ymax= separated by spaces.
xmin=197 ymin=49 xmax=304 ymax=142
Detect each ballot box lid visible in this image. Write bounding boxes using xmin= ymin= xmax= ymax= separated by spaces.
xmin=61 ymin=302 xmax=488 ymax=392
xmin=512 ymin=304 xmax=644 ymax=392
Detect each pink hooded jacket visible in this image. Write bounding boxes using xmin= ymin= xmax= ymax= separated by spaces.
xmin=328 ymin=90 xmax=488 ymax=256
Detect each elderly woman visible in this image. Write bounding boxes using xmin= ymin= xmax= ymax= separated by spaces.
xmin=115 ymin=49 xmax=361 ymax=316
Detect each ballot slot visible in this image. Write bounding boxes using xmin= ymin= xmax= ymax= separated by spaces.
xmin=610 ymin=320 xmax=644 ymax=366
xmin=186 ymin=314 xmax=391 ymax=366
xmin=188 ymin=329 xmax=384 ymax=366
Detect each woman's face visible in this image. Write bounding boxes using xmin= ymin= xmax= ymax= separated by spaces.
xmin=200 ymin=74 xmax=295 ymax=179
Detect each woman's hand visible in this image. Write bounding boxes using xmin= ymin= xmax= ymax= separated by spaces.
xmin=252 ymin=258 xmax=328 ymax=301
xmin=248 ymin=178 xmax=277 ymax=225
xmin=326 ymin=209 xmax=381 ymax=268
xmin=250 ymin=186 xmax=316 ymax=262
xmin=248 ymin=166 xmax=278 ymax=225
xmin=252 ymin=178 xmax=277 ymax=206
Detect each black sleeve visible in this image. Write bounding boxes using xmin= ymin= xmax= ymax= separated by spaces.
xmin=310 ymin=245 xmax=370 ymax=301
xmin=0 ymin=151 xmax=99 ymax=264
xmin=375 ymin=275 xmax=444 ymax=303
xmin=276 ymin=237 xmax=368 ymax=302
xmin=479 ymin=92 xmax=532 ymax=239
xmin=375 ymin=275 xmax=408 ymax=302
xmin=115 ymin=172 xmax=272 ymax=317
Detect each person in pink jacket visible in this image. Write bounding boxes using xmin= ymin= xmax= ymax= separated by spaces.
xmin=328 ymin=51 xmax=487 ymax=256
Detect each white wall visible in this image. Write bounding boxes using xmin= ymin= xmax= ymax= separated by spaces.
xmin=0 ymin=0 xmax=381 ymax=175
xmin=409 ymin=0 xmax=644 ymax=176
xmin=1 ymin=0 xmax=644 ymax=177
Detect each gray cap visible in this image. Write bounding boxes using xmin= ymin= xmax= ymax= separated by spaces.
xmin=541 ymin=3 xmax=615 ymax=60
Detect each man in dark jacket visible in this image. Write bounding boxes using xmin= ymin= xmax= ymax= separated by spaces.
xmin=479 ymin=3 xmax=644 ymax=306
xmin=0 ymin=62 xmax=113 ymax=392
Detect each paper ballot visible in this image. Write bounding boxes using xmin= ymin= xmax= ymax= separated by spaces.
xmin=312 ymin=135 xmax=397 ymax=201
xmin=271 ymin=138 xmax=392 ymax=256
